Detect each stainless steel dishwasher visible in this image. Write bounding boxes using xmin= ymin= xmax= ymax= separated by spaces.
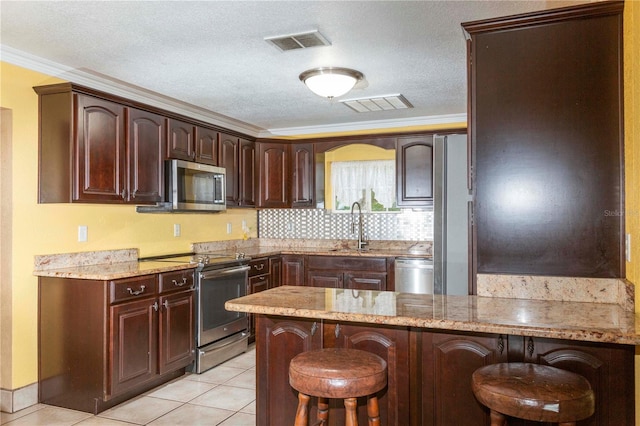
xmin=394 ymin=258 xmax=434 ymax=294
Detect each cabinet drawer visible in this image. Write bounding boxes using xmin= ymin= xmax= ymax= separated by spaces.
xmin=110 ymin=275 xmax=157 ymax=304
xmin=250 ymin=274 xmax=270 ymax=293
xmin=159 ymin=269 xmax=194 ymax=294
xmin=307 ymin=256 xmax=387 ymax=272
xmin=248 ymin=258 xmax=269 ymax=277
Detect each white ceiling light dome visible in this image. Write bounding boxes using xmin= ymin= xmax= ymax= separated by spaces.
xmin=299 ymin=67 xmax=364 ymax=99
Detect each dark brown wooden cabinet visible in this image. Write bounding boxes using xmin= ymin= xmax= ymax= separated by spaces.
xmin=36 ymin=85 xmax=164 ymax=204
xmin=167 ymin=118 xmax=195 ymax=161
xmin=257 ymin=142 xmax=289 ymax=208
xmin=256 ymin=316 xmax=322 ymax=426
xmin=463 ymin=2 xmax=624 ymax=278
xmin=219 ymin=133 xmax=255 ymax=207
xmin=290 ymin=143 xmax=314 ymax=208
xmin=194 ymin=125 xmax=218 ymax=165
xmin=256 ymin=316 xmax=409 ymax=426
xmin=305 ymin=256 xmax=389 ymax=291
xmin=328 ymin=322 xmax=411 ymax=426
xmin=396 ymin=136 xmax=433 ymax=207
xmin=269 ymin=256 xmax=282 ymax=288
xmin=281 ymin=255 xmax=305 ymax=286
xmin=421 ymin=331 xmax=508 ymax=426
xmin=128 ymin=108 xmax=166 ymax=203
xmin=39 ymin=269 xmax=195 ymax=414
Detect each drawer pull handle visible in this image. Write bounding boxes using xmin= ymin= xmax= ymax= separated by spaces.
xmin=126 ymin=285 xmax=146 ymax=296
xmin=172 ymin=277 xmax=188 ymax=286
xmin=254 ymin=264 xmax=265 ymax=271
xmin=311 ymin=322 xmax=318 ymax=336
xmin=163 ymin=300 xmax=169 ymax=309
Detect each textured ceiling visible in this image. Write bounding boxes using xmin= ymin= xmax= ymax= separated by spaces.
xmin=0 ymin=1 xmax=589 ymax=137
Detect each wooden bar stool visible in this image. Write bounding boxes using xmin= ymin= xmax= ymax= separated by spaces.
xmin=471 ymin=363 xmax=595 ymax=426
xmin=289 ymin=348 xmax=387 ymax=426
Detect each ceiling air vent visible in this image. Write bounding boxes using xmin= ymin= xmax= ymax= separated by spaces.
xmin=265 ymin=30 xmax=331 ymax=52
xmin=340 ymin=94 xmax=413 ymax=113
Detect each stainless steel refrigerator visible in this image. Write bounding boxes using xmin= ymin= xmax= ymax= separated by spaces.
xmin=433 ymin=134 xmax=472 ymax=295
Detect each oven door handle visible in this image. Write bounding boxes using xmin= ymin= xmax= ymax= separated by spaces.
xmin=199 ymin=265 xmax=250 ymax=280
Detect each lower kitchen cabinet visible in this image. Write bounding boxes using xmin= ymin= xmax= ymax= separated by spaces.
xmin=306 ymin=255 xmax=389 ymax=291
xmin=281 ymin=254 xmax=305 ymax=286
xmin=248 ymin=257 xmax=272 ymax=341
xmin=256 ymin=316 xmax=322 ymax=426
xmin=39 ymin=269 xmax=195 ymax=414
xmin=255 ymin=319 xmax=634 ymax=425
xmin=256 ymin=315 xmax=409 ymax=426
xmin=420 ymin=331 xmax=508 ymax=426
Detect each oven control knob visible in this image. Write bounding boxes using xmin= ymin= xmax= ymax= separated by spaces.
xmin=236 ymin=252 xmax=246 ymax=259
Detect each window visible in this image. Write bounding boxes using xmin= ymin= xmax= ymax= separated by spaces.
xmin=331 ymin=160 xmax=398 ymax=212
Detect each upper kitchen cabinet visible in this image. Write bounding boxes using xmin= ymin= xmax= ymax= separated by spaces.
xmin=219 ymin=132 xmax=255 ymax=207
xmin=167 ymin=119 xmax=218 ymax=165
xmin=167 ymin=118 xmax=195 ymax=162
xmin=463 ymin=2 xmax=624 ymax=278
xmin=290 ymin=143 xmax=314 ymax=208
xmin=35 ymin=83 xmax=165 ymax=204
xmin=256 ymin=142 xmax=289 ymax=208
xmin=396 ymin=135 xmax=433 ymax=207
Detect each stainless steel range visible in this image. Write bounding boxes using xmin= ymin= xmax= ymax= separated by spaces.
xmin=142 ymin=252 xmax=251 ymax=373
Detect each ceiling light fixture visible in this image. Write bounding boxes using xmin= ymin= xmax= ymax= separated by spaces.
xmin=299 ymin=67 xmax=364 ymax=99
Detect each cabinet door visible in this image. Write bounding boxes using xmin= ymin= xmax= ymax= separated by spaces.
xmin=239 ymin=139 xmax=256 ymax=207
xmin=195 ymin=126 xmax=218 ymax=165
xmin=521 ymin=337 xmax=634 ymax=426
xmin=256 ymin=316 xmax=322 ymax=426
xmin=128 ymin=108 xmax=165 ymax=203
xmin=269 ymin=257 xmax=282 ymax=288
xmin=421 ymin=331 xmax=507 ymax=426
xmin=396 ymin=136 xmax=433 ymax=207
xmin=109 ymin=297 xmax=158 ymax=396
xmin=290 ymin=143 xmax=314 ymax=208
xmin=159 ymin=290 xmax=195 ymax=375
xmin=75 ymin=94 xmax=126 ymax=202
xmin=258 ymin=142 xmax=289 ymax=208
xmin=345 ymin=272 xmax=387 ymax=291
xmin=167 ymin=118 xmax=195 ymax=161
xmin=307 ymin=270 xmax=342 ymax=288
xmin=331 ymin=323 xmax=411 ymax=426
xmin=282 ymin=255 xmax=305 ymax=286
xmin=219 ymin=133 xmax=239 ymax=205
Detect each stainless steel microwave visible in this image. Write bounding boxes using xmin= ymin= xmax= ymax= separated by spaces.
xmin=166 ymin=159 xmax=226 ymax=212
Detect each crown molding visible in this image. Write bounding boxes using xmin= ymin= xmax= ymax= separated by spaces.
xmin=1 ymin=45 xmax=262 ymax=137
xmin=3 ymin=44 xmax=467 ymax=139
xmin=260 ymin=113 xmax=468 ymax=138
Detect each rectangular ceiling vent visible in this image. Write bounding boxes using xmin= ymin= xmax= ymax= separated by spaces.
xmin=340 ymin=94 xmax=414 ymax=113
xmin=265 ymin=30 xmax=331 ymax=52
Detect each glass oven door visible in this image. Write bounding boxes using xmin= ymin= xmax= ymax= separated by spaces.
xmin=197 ymin=265 xmax=250 ymax=347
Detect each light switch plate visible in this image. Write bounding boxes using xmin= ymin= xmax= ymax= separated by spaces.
xmin=78 ymin=225 xmax=88 ymax=242
xmin=227 ymin=223 xmax=232 ymax=234
xmin=626 ymin=233 xmax=631 ymax=262
xmin=173 ymin=224 xmax=181 ymax=237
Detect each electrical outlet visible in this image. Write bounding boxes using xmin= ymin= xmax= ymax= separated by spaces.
xmin=78 ymin=225 xmax=88 ymax=242
xmin=173 ymin=224 xmax=181 ymax=237
xmin=227 ymin=223 xmax=232 ymax=234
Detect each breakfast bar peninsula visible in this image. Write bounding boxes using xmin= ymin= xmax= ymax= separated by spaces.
xmin=225 ymin=286 xmax=639 ymax=426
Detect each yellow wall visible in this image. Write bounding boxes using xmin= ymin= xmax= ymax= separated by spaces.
xmin=624 ymin=1 xmax=640 ymax=424
xmin=0 ymin=62 xmax=257 ymax=390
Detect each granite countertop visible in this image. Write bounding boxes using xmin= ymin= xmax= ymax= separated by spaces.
xmin=225 ymin=286 xmax=640 ymax=345
xmin=33 ymin=260 xmax=196 ymax=280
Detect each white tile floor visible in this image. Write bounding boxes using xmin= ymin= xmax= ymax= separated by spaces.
xmin=0 ymin=346 xmax=257 ymax=426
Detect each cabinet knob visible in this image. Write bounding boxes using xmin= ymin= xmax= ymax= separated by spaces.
xmin=131 ymin=189 xmax=137 ymax=199
xmin=335 ymin=323 xmax=341 ymax=338
xmin=121 ymin=188 xmax=127 ymax=199
xmin=152 ymin=301 xmax=159 ymax=311
xmin=163 ymin=300 xmax=169 ymax=309
xmin=310 ymin=322 xmax=318 ymax=336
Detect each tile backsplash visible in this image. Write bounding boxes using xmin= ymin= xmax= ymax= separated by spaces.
xmin=258 ymin=208 xmax=433 ymax=241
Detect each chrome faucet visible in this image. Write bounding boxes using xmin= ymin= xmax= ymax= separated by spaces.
xmin=350 ymin=201 xmax=368 ymax=251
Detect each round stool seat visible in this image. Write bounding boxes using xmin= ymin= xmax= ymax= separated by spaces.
xmin=289 ymin=348 xmax=387 ymax=399
xmin=472 ymin=363 xmax=595 ymax=424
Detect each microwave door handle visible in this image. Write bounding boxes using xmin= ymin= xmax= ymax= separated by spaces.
xmin=200 ymin=265 xmax=250 ymax=280
xmin=214 ymin=174 xmax=225 ymax=203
